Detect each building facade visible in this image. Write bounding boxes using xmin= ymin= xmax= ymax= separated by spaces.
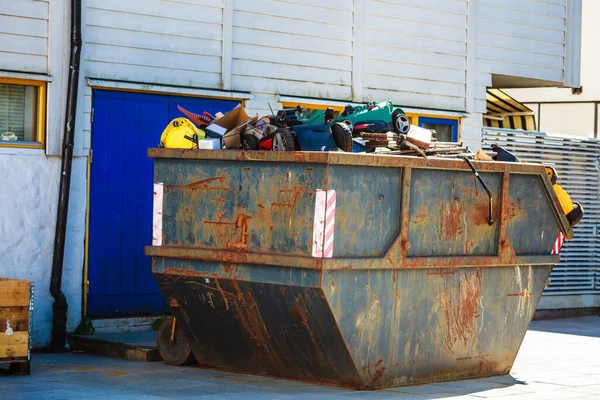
xmin=508 ymin=0 xmax=596 ymax=137
xmin=0 ymin=0 xmax=582 ymax=347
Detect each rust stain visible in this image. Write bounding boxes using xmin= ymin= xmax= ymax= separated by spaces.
xmin=330 ymin=279 xmax=336 ymax=288
xmin=439 ymin=200 xmax=464 ymax=240
xmin=211 ymin=196 xmax=227 ymax=205
xmin=271 ymin=184 xmax=311 ymax=207
xmin=279 ymin=287 xmax=287 ymax=296
xmin=172 ymin=175 xmax=235 ymax=192
xmin=205 ymin=212 xmax=253 ymax=251
xmin=242 ymin=167 xmax=251 ymax=171
xmin=473 ymin=200 xmax=499 ymax=226
xmin=413 ymin=205 xmax=429 ymax=225
xmin=426 ymin=269 xmax=459 ymax=277
xmin=507 ymin=291 xmax=531 ymax=298
xmin=257 ymin=203 xmax=265 ymax=209
xmin=291 ymin=293 xmax=321 ymax=355
xmin=439 ymin=268 xmax=483 ymax=354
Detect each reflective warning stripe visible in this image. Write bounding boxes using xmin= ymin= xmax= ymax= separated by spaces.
xmin=312 ymin=189 xmax=336 ymax=258
xmin=552 ymin=232 xmax=565 ymax=255
xmin=153 ymin=183 xmax=164 ymax=246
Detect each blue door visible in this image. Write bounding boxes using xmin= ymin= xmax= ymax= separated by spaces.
xmin=88 ymin=90 xmax=240 ymax=316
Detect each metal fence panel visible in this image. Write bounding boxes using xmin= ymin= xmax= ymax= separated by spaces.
xmin=483 ymin=128 xmax=600 ymax=296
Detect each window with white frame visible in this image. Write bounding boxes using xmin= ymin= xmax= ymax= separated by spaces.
xmin=0 ymin=80 xmax=45 ymax=145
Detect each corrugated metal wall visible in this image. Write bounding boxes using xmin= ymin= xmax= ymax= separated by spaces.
xmin=483 ymin=128 xmax=600 ymax=297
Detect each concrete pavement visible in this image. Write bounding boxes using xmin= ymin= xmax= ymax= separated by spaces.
xmin=2 ymin=316 xmax=599 ymax=400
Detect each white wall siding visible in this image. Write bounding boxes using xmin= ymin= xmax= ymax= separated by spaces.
xmin=0 ymin=0 xmax=49 ymax=73
xmin=476 ymin=0 xmax=566 ymax=83
xmin=85 ymin=0 xmax=224 ymax=88
xmin=231 ymin=0 xmax=353 ymax=100
xmin=362 ymin=0 xmax=468 ymax=111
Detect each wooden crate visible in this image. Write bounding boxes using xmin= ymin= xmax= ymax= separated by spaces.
xmin=0 ymin=278 xmax=33 ymax=375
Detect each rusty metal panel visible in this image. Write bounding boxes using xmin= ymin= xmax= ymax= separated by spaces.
xmin=154 ymin=271 xmax=363 ymax=388
xmin=327 ymin=165 xmax=402 ymax=258
xmin=506 ymin=174 xmax=561 ymax=256
xmin=155 ymin=158 xmax=327 ymax=255
xmin=153 ymin=257 xmax=321 ymax=287
xmin=408 ymin=170 xmax=502 ymax=257
xmin=322 ymin=265 xmax=551 ymax=388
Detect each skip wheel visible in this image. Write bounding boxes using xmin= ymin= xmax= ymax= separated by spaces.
xmin=156 ymin=316 xmax=196 ymax=366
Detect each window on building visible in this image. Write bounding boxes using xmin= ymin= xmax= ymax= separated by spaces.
xmin=0 ymin=80 xmax=45 ymax=146
xmin=418 ymin=117 xmax=459 ymax=142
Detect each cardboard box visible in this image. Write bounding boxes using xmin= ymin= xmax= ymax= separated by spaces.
xmin=206 ymin=105 xmax=257 ymax=149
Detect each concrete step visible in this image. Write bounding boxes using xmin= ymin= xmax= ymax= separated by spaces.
xmin=67 ymin=330 xmax=161 ymax=362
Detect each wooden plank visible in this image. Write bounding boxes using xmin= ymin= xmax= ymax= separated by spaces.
xmin=0 ymin=33 xmax=47 ymax=56
xmin=364 ymin=29 xmax=466 ymax=57
xmin=232 ymin=59 xmax=352 ymax=86
xmin=87 ymin=43 xmax=222 ymax=73
xmin=87 ymin=0 xmax=223 ymax=25
xmin=86 ymin=9 xmax=222 ymax=41
xmin=231 ymin=76 xmax=352 ymax=101
xmin=85 ymin=62 xmax=222 ymax=89
xmin=232 ymin=43 xmax=352 ymax=71
xmin=232 ymin=27 xmax=352 ymax=57
xmin=0 ymin=15 xmax=48 ymax=38
xmin=475 ymin=18 xmax=564 ymax=43
xmin=364 ymin=14 xmax=466 ymax=43
xmin=478 ymin=3 xmax=565 ymax=31
xmin=364 ymin=44 xmax=466 ymax=71
xmin=0 ymin=0 xmax=48 ymax=20
xmin=86 ymin=26 xmax=222 ymax=57
xmin=363 ymin=88 xmax=465 ymax=112
xmin=368 ymin=1 xmax=467 ymax=30
xmin=233 ymin=11 xmax=352 ymax=41
xmin=0 ymin=307 xmax=29 ymax=333
xmin=0 ymin=281 xmax=30 ymax=307
xmin=363 ymin=73 xmax=466 ymax=98
xmin=478 ymin=0 xmax=565 ymax=18
xmin=0 ymin=331 xmax=28 ymax=359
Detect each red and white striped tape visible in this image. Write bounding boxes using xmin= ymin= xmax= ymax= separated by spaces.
xmin=312 ymin=189 xmax=336 ymax=258
xmin=152 ymin=183 xmax=164 ymax=246
xmin=551 ymin=232 xmax=565 ymax=255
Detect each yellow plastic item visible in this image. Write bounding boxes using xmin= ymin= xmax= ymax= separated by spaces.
xmin=553 ymin=183 xmax=575 ymax=215
xmin=160 ymin=118 xmax=205 ymax=149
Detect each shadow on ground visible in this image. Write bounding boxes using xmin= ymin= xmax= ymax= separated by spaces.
xmin=528 ymin=316 xmax=600 ymax=338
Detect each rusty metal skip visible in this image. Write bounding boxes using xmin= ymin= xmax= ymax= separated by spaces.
xmin=146 ymin=149 xmax=574 ymax=390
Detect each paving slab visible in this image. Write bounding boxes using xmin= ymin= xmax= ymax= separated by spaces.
xmin=1 ymin=317 xmax=599 ymax=399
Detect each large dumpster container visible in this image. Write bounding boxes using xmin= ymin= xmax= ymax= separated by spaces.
xmin=146 ymin=149 xmax=573 ymax=389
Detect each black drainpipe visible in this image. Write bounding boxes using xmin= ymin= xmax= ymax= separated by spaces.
xmin=50 ymin=0 xmax=82 ymax=352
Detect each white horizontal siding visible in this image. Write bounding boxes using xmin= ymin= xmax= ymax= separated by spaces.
xmin=231 ymin=0 xmax=353 ymax=99
xmin=85 ymin=0 xmax=224 ymax=89
xmin=0 ymin=0 xmax=48 ymax=73
xmin=476 ymin=0 xmax=566 ymax=83
xmin=363 ymin=0 xmax=467 ymax=111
